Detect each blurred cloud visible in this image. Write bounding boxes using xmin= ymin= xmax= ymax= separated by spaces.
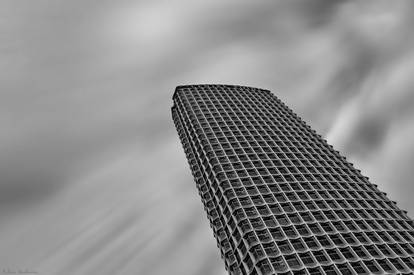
xmin=1 ymin=0 xmax=414 ymax=274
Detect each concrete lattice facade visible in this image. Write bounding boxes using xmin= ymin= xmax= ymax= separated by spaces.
xmin=171 ymin=84 xmax=414 ymax=275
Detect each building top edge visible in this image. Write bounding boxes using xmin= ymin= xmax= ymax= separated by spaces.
xmin=172 ymin=84 xmax=271 ymax=100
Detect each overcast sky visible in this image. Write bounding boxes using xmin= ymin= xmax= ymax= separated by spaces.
xmin=1 ymin=1 xmax=414 ymax=274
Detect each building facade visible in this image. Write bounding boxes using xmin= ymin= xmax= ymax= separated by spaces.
xmin=171 ymin=84 xmax=414 ymax=275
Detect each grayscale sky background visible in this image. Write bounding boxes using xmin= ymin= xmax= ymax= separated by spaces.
xmin=1 ymin=1 xmax=414 ymax=274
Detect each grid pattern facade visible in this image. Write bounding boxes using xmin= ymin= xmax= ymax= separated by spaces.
xmin=171 ymin=84 xmax=414 ymax=275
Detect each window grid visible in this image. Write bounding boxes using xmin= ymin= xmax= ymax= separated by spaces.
xmin=172 ymin=84 xmax=414 ymax=274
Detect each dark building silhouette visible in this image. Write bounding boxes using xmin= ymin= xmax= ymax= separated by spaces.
xmin=171 ymin=84 xmax=414 ymax=275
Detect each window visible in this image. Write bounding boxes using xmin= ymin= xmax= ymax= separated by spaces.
xmin=335 ymin=209 xmax=347 ymax=219
xmin=291 ymin=269 xmax=307 ymax=275
xmin=257 ymin=259 xmax=273 ymax=274
xmin=327 ymin=249 xmax=342 ymax=262
xmin=352 ymin=246 xmax=368 ymax=258
xmin=269 ymin=204 xmax=283 ymax=215
xmin=250 ymin=218 xmax=264 ymax=229
xmin=364 ymin=260 xmax=380 ymax=273
xmin=297 ymin=192 xmax=308 ymax=200
xmin=304 ymin=201 xmax=317 ymax=210
xmin=304 ymin=237 xmax=320 ymax=249
xmin=263 ymin=216 xmax=277 ymax=228
xmin=401 ymin=257 xmax=414 ymax=269
xmin=366 ymin=220 xmax=380 ymax=230
xmin=296 ymin=224 xmax=311 ymax=236
xmin=346 ymin=209 xmax=358 ymax=219
xmin=377 ymin=231 xmax=392 ymax=243
xmin=300 ymin=212 xmax=313 ymax=222
xmin=256 ymin=230 xmax=271 ymax=242
xmin=342 ymin=233 xmax=357 ymax=245
xmin=263 ymin=242 xmax=279 ymax=256
xmin=239 ymin=197 xmax=251 ymax=206
xmin=312 ymin=211 xmax=326 ymax=221
xmin=251 ymin=245 xmax=266 ymax=259
xmin=400 ymin=243 xmax=414 ymax=255
xmin=293 ymin=202 xmax=306 ymax=211
xmin=389 ymin=244 xmax=404 ymax=256
xmin=284 ymin=254 xmax=301 ymax=269
xmin=323 ymin=210 xmax=336 ymax=220
xmin=245 ymin=232 xmax=258 ymax=246
xmin=283 ymin=226 xmax=298 ymax=238
xmin=350 ymin=261 xmax=367 ymax=274
xmin=291 ymin=238 xmax=306 ymax=251
xmin=332 ymin=221 xmax=346 ymax=232
xmin=286 ymin=192 xmax=298 ymax=201
xmin=354 ymin=232 xmax=369 ymax=244
xmin=276 ymin=214 xmax=290 ymax=226
xmin=339 ymin=247 xmax=356 ymax=260
xmin=308 ymin=267 xmax=324 ymax=275
xmin=322 ymin=265 xmax=338 ymax=275
xmin=356 ymin=209 xmax=369 ymax=219
xmin=377 ymin=244 xmax=393 ymax=257
xmin=308 ymin=223 xmax=323 ymax=234
xmin=245 ymin=207 xmax=257 ymax=217
xmin=275 ymin=193 xmax=287 ymax=202
xmin=263 ymin=194 xmax=275 ymax=204
xmin=336 ymin=263 xmax=352 ymax=274
xmin=251 ymin=195 xmax=264 ymax=205
xmin=288 ymin=213 xmax=302 ymax=224
xmin=269 ymin=227 xmax=284 ymax=240
xmin=344 ymin=221 xmax=357 ymax=231
xmin=330 ymin=234 xmax=345 ymax=246
xmin=317 ymin=235 xmax=332 ymax=247
xmin=271 ymin=256 xmax=287 ymax=272
xmin=299 ymin=252 xmax=315 ymax=266
xmin=321 ymin=222 xmax=335 ymax=233
xmin=312 ymin=250 xmax=329 ymax=264
xmin=246 ymin=186 xmax=259 ymax=195
xmin=281 ymin=203 xmax=294 ymax=212
xmin=355 ymin=220 xmax=369 ymax=230
xmin=377 ymin=259 xmax=393 ymax=272
xmin=277 ymin=240 xmax=293 ymax=254
xmin=365 ymin=245 xmax=380 ymax=258
xmin=388 ymin=231 xmax=403 ymax=242
xmin=389 ymin=258 xmax=405 ymax=271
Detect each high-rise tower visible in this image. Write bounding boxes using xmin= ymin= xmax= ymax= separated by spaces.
xmin=171 ymin=84 xmax=414 ymax=275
